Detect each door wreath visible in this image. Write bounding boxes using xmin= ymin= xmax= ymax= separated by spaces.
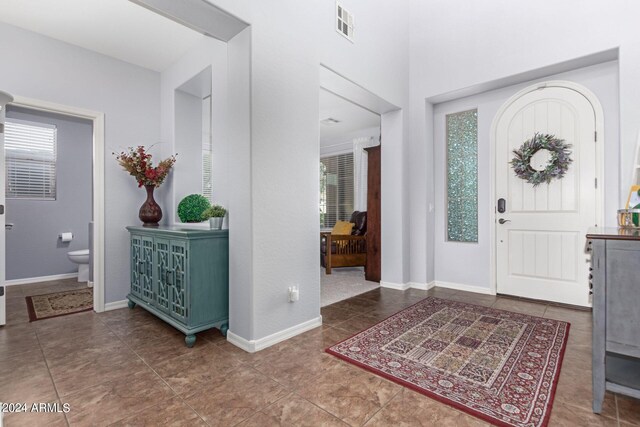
xmin=510 ymin=133 xmax=572 ymax=187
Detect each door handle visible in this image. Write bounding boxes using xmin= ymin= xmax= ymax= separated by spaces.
xmin=5 ymin=223 xmax=13 ymax=230
xmin=498 ymin=218 xmax=511 ymax=224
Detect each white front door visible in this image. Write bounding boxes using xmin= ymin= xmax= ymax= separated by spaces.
xmin=495 ymin=85 xmax=598 ymax=307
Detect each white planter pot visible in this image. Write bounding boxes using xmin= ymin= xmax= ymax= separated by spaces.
xmin=209 ymin=217 xmax=223 ymax=230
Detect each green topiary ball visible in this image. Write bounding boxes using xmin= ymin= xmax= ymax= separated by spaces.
xmin=177 ymin=194 xmax=211 ymax=223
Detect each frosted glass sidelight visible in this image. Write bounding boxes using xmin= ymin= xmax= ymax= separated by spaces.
xmin=446 ymin=109 xmax=478 ymax=242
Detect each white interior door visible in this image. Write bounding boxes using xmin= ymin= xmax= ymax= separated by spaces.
xmin=0 ymin=98 xmax=7 ymax=325
xmin=496 ymin=86 xmax=598 ymax=307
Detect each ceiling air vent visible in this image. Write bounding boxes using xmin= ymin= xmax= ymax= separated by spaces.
xmin=321 ymin=117 xmax=341 ymax=126
xmin=336 ymin=2 xmax=354 ymax=42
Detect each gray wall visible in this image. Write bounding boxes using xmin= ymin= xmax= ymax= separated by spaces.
xmin=0 ymin=22 xmax=161 ymax=302
xmin=6 ymin=106 xmax=92 ymax=281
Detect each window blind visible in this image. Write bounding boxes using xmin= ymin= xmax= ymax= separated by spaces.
xmin=5 ymin=118 xmax=57 ymax=200
xmin=202 ymin=96 xmax=213 ymax=202
xmin=320 ymin=152 xmax=354 ymax=228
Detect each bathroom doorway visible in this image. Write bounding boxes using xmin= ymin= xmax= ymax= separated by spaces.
xmin=2 ymin=97 xmax=105 ymax=323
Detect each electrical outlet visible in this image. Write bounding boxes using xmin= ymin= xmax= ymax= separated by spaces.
xmin=288 ymin=286 xmax=299 ymax=302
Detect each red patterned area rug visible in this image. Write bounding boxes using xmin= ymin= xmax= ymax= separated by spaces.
xmin=326 ymin=297 xmax=570 ymax=427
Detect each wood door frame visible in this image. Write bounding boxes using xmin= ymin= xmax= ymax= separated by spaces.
xmin=9 ymin=96 xmax=106 ymax=312
xmin=489 ymin=80 xmax=605 ymax=298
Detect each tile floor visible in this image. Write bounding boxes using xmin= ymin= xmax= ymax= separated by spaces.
xmin=1 ymin=279 xmax=639 ymax=426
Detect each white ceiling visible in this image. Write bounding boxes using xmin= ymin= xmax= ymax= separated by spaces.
xmin=319 ymin=89 xmax=380 ymax=142
xmin=0 ymin=0 xmax=204 ymax=72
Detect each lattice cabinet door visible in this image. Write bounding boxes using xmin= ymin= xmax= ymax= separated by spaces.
xmin=168 ymin=240 xmax=189 ymax=323
xmin=153 ymin=238 xmax=171 ymax=314
xmin=139 ymin=236 xmax=155 ymax=304
xmin=130 ymin=234 xmax=143 ymax=298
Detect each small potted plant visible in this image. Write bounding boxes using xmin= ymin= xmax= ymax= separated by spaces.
xmin=177 ymin=194 xmax=211 ymax=224
xmin=202 ymin=205 xmax=226 ymax=230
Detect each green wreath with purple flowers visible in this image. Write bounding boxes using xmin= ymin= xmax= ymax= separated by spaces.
xmin=510 ymin=133 xmax=573 ymax=187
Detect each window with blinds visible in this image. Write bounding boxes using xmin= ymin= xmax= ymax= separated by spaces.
xmin=5 ymin=118 xmax=57 ymax=200
xmin=202 ymin=96 xmax=213 ymax=202
xmin=320 ymin=152 xmax=354 ymax=228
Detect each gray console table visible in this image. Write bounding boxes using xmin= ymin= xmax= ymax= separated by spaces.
xmin=587 ymin=228 xmax=640 ymax=413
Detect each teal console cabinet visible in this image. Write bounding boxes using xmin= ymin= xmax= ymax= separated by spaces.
xmin=126 ymin=226 xmax=229 ymax=347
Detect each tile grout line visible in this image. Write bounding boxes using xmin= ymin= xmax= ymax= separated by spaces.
xmin=358 ymin=386 xmax=403 ymax=426
xmin=289 ymin=330 xmax=404 ymax=427
xmin=560 ymin=397 xmax=619 ymax=422
xmin=288 ymin=388 xmax=359 ymax=427
xmin=180 ymin=361 xmax=293 ymax=427
xmin=228 ymin=384 xmax=292 ymax=427
xmin=163 ymin=342 xmax=246 ymax=427
xmin=97 ymin=312 xmax=214 ymax=427
xmin=97 ymin=314 xmax=169 ymax=422
xmin=33 ymin=327 xmax=71 ymax=427
xmin=246 ymin=340 xmax=356 ymax=426
xmin=38 ymin=313 xmax=131 ymax=425
xmin=96 ymin=310 xmax=242 ymax=427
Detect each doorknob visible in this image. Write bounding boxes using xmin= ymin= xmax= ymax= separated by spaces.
xmin=498 ymin=218 xmax=511 ymax=224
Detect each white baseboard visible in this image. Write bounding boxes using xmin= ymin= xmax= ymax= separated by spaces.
xmin=226 ymin=331 xmax=254 ymax=352
xmin=104 ymin=300 xmax=129 ymax=311
xmin=5 ymin=273 xmax=78 ymax=286
xmin=380 ymin=281 xmax=411 ymax=291
xmin=381 ymin=281 xmax=436 ymax=291
xmin=407 ymin=281 xmax=435 ymax=290
xmin=435 ymin=281 xmax=494 ymax=295
xmin=227 ymin=316 xmax=323 ymax=353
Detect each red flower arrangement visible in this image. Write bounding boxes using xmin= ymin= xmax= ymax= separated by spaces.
xmin=114 ymin=145 xmax=177 ymax=188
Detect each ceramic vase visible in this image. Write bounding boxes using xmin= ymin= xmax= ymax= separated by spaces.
xmin=139 ymin=185 xmax=162 ymax=227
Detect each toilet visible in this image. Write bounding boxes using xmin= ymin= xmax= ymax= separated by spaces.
xmin=68 ymin=249 xmax=90 ymax=283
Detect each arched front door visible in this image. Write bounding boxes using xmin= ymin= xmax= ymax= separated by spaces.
xmin=494 ymin=83 xmax=601 ymax=307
